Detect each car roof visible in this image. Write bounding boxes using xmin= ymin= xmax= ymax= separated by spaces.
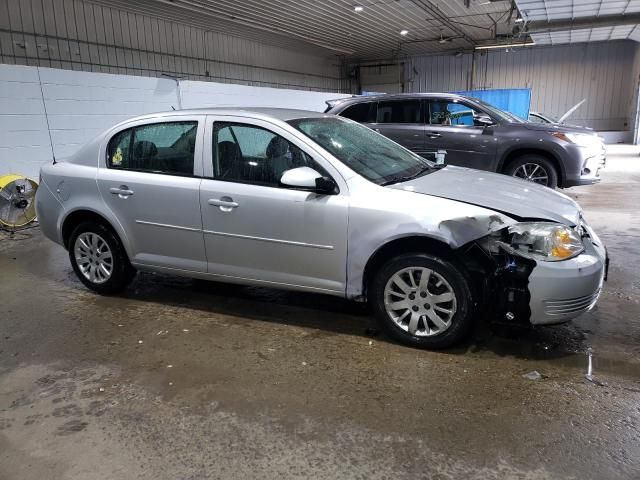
xmin=120 ymin=107 xmax=328 ymax=125
xmin=329 ymin=92 xmax=473 ymax=107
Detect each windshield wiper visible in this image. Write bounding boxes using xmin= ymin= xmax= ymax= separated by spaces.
xmin=381 ymin=164 xmax=435 ymax=186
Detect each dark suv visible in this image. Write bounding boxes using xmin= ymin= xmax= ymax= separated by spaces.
xmin=326 ymin=93 xmax=605 ymax=188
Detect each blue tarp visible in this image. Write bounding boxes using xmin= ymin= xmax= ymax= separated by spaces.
xmin=453 ymin=88 xmax=531 ymax=120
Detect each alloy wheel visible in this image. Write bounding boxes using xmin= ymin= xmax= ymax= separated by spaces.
xmin=74 ymin=232 xmax=114 ymax=284
xmin=513 ymin=163 xmax=550 ymax=185
xmin=384 ymin=267 xmax=457 ymax=337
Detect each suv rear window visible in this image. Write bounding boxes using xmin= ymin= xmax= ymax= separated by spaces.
xmin=340 ymin=102 xmax=375 ymax=123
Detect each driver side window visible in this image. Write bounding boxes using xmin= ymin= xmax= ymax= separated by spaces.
xmin=428 ymin=100 xmax=481 ymax=127
xmin=212 ymin=122 xmax=324 ymax=188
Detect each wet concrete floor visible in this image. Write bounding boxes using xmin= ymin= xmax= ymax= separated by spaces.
xmin=1 ymin=145 xmax=639 ymax=479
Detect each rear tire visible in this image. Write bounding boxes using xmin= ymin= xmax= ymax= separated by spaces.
xmin=369 ymin=253 xmax=474 ymax=349
xmin=68 ymin=221 xmax=135 ymax=294
xmin=505 ymin=154 xmax=558 ymax=188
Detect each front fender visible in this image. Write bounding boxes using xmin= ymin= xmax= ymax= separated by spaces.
xmin=344 ymin=183 xmax=517 ymax=299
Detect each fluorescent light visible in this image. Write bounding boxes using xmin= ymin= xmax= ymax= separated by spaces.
xmin=400 ymin=29 xmax=409 ymax=36
xmin=515 ymin=18 xmax=524 ymax=23
xmin=354 ymin=5 xmax=363 ymax=12
xmin=475 ymin=41 xmax=535 ymax=50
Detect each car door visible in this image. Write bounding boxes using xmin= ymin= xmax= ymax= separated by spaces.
xmin=199 ymin=115 xmax=349 ymax=294
xmin=424 ymin=99 xmax=497 ymax=169
xmin=97 ymin=116 xmax=207 ymax=272
xmin=365 ymin=99 xmax=427 ymax=156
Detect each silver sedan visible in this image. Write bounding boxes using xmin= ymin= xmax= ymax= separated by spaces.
xmin=35 ymin=108 xmax=607 ymax=349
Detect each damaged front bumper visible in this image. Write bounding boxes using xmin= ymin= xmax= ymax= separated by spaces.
xmin=527 ymin=223 xmax=606 ymax=325
xmin=477 ymin=221 xmax=606 ymax=326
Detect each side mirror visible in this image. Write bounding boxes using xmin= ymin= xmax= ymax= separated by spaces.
xmin=280 ymin=167 xmax=338 ymax=195
xmin=475 ymin=114 xmax=495 ymax=127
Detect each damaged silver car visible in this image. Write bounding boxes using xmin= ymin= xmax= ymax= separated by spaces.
xmin=35 ymin=109 xmax=608 ymax=349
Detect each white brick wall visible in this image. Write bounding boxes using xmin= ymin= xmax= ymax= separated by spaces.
xmin=0 ymin=66 xmax=51 ymax=179
xmin=0 ymin=64 xmax=347 ymax=179
xmin=180 ymin=80 xmax=346 ymax=111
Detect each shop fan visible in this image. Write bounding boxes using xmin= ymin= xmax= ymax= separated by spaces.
xmin=0 ymin=174 xmax=39 ymax=230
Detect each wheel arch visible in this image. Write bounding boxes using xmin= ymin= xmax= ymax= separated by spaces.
xmin=61 ymin=209 xmax=126 ymax=252
xmin=362 ymin=235 xmax=457 ymax=299
xmin=499 ymin=148 xmax=565 ymax=187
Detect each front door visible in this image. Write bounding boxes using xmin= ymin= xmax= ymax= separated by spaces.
xmin=97 ymin=116 xmax=207 ymax=272
xmin=424 ymin=99 xmax=497 ymax=169
xmin=199 ymin=116 xmax=349 ymax=294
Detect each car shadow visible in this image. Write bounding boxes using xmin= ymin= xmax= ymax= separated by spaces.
xmin=112 ymin=272 xmax=585 ymax=361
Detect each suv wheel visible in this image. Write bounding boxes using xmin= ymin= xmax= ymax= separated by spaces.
xmin=369 ymin=253 xmax=473 ymax=349
xmin=69 ymin=221 xmax=135 ymax=294
xmin=505 ymin=155 xmax=558 ymax=188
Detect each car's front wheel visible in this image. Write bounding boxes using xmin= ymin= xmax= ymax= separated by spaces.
xmin=505 ymin=155 xmax=558 ymax=188
xmin=69 ymin=221 xmax=135 ymax=294
xmin=369 ymin=253 xmax=474 ymax=349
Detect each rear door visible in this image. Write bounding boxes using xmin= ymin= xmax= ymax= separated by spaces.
xmin=424 ymin=99 xmax=496 ymax=170
xmin=97 ymin=116 xmax=207 ymax=272
xmin=367 ymin=99 xmax=427 ymax=156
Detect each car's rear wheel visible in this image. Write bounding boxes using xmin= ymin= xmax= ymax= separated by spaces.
xmin=69 ymin=221 xmax=135 ymax=294
xmin=369 ymin=253 xmax=474 ymax=349
xmin=505 ymin=155 xmax=558 ymax=188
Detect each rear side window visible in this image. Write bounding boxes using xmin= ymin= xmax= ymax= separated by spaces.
xmin=340 ymin=102 xmax=375 ymax=123
xmin=107 ymin=121 xmax=197 ymax=176
xmin=376 ymin=100 xmax=422 ymax=124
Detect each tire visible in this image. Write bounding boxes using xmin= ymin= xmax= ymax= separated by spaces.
xmin=504 ymin=154 xmax=558 ymax=188
xmin=369 ymin=253 xmax=474 ymax=349
xmin=68 ymin=221 xmax=135 ymax=294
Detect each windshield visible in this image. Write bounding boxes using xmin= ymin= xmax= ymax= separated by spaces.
xmin=473 ymin=99 xmax=525 ymax=123
xmin=288 ymin=117 xmax=434 ymax=185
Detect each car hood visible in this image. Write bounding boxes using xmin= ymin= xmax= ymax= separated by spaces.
xmin=523 ymin=122 xmax=595 ymax=135
xmin=389 ymin=166 xmax=581 ymax=225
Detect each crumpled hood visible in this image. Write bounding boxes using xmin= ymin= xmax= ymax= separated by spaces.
xmin=389 ymin=166 xmax=581 ymax=226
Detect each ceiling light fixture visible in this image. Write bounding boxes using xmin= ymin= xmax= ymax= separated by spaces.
xmin=400 ymin=29 xmax=409 ymax=36
xmin=475 ymin=41 xmax=535 ymax=50
xmin=354 ymin=5 xmax=363 ymax=12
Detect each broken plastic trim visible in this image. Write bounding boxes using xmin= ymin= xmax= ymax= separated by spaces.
xmin=470 ymin=233 xmax=536 ymax=325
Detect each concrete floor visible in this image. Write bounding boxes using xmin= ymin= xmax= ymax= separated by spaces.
xmin=1 ymin=145 xmax=639 ymax=479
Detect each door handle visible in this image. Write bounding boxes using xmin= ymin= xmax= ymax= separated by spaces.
xmin=208 ymin=197 xmax=239 ymax=212
xmin=109 ymin=185 xmax=134 ymax=197
xmin=427 ymin=132 xmax=442 ymax=138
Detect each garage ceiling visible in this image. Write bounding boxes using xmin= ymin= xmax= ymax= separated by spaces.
xmin=531 ymin=24 xmax=640 ymax=45
xmin=516 ymin=0 xmax=640 ymax=45
xmin=87 ymin=0 xmax=520 ymax=60
xmin=517 ymin=0 xmax=640 ymax=20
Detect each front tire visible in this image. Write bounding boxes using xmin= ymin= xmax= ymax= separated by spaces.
xmin=505 ymin=154 xmax=558 ymax=188
xmin=369 ymin=253 xmax=474 ymax=349
xmin=68 ymin=221 xmax=135 ymax=294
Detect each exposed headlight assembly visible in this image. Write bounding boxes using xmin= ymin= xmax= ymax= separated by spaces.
xmin=496 ymin=222 xmax=584 ymax=262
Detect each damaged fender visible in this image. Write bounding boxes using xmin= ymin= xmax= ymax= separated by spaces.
xmin=344 ymin=179 xmax=518 ymax=299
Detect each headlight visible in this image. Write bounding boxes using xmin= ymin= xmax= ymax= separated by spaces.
xmin=498 ymin=222 xmax=584 ymax=262
xmin=551 ymin=132 xmax=601 ymax=149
